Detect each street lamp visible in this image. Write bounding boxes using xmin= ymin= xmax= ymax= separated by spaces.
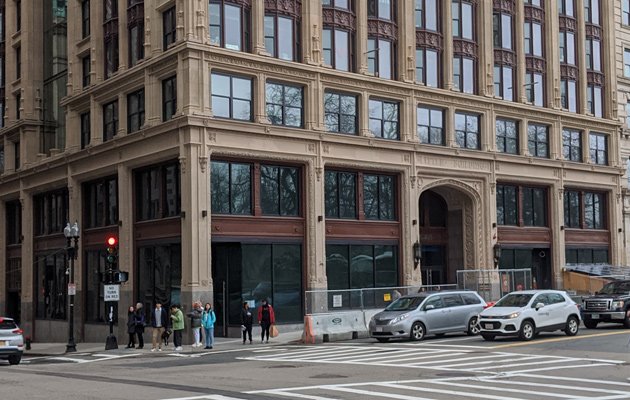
xmin=493 ymin=243 xmax=502 ymax=269
xmin=413 ymin=242 xmax=422 ymax=269
xmin=64 ymin=221 xmax=80 ymax=353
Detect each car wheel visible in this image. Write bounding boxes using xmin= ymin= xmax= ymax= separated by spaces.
xmin=519 ymin=320 xmax=535 ymax=341
xmin=481 ymin=334 xmax=495 ymax=341
xmin=584 ymin=320 xmax=598 ymax=329
xmin=410 ymin=322 xmax=426 ymax=341
xmin=376 ymin=338 xmax=389 ymax=343
xmin=624 ymin=311 xmax=630 ymax=329
xmin=565 ymin=316 xmax=579 ymax=336
xmin=8 ymin=355 xmax=21 ymax=365
xmin=467 ymin=317 xmax=480 ymax=336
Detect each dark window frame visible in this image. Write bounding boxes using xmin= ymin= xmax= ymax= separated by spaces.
xmin=210 ymin=160 xmax=253 ymax=216
xmin=527 ymin=123 xmax=549 ymax=158
xmin=163 ymin=5 xmax=176 ymax=50
xmin=363 ymin=173 xmax=396 ymax=221
xmin=589 ymin=132 xmax=607 ymax=165
xmin=128 ymin=0 xmax=145 ymax=66
xmin=82 ymin=0 xmax=90 ymax=38
xmin=83 ymin=176 xmax=118 ymax=229
xmin=208 ymin=0 xmax=251 ymax=52
xmin=265 ymin=81 xmax=304 ymax=128
xmin=496 ymin=184 xmax=548 ymax=227
xmin=564 ymin=189 xmax=606 ymax=230
xmin=562 ymin=128 xmax=582 ymax=162
xmin=324 ymin=90 xmax=358 ymax=135
xmin=127 ymin=88 xmax=145 ymax=133
xmin=263 ymin=8 xmax=301 ymax=62
xmin=455 ymin=112 xmax=480 ymax=150
xmin=103 ymin=100 xmax=119 ymax=142
xmin=134 ymin=161 xmax=182 ymax=222
xmin=415 ymin=47 xmax=440 ymax=87
xmin=211 ymin=72 xmax=253 ymax=121
xmin=162 ymin=75 xmax=177 ymax=121
xmin=82 ymin=54 xmax=90 ymax=87
xmin=322 ymin=27 xmax=355 ymax=72
xmin=368 ymin=98 xmax=400 ymax=140
xmin=80 ymin=112 xmax=90 ymax=149
xmin=33 ymin=188 xmax=69 ymax=236
xmin=416 ymin=105 xmax=444 ymax=145
xmin=496 ymin=119 xmax=518 ymax=155
xmin=415 ymin=0 xmax=440 ymax=31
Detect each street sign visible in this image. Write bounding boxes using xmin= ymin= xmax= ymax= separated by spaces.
xmin=67 ymin=283 xmax=76 ymax=296
xmin=104 ymin=284 xmax=120 ymax=301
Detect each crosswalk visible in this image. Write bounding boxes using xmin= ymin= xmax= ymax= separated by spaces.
xmin=238 ymin=344 xmax=624 ymax=375
xmin=22 ymin=352 xmax=142 ymax=364
xmin=247 ymin=374 xmax=630 ymax=400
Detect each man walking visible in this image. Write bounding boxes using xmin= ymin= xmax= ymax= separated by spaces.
xmin=151 ymin=302 xmax=168 ymax=352
xmin=170 ymin=304 xmax=184 ymax=351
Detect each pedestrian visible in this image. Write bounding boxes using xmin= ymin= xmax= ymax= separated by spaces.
xmin=151 ymin=302 xmax=168 ymax=352
xmin=257 ymin=299 xmax=275 ymax=344
xmin=241 ymin=302 xmax=253 ymax=345
xmin=201 ymin=303 xmax=216 ymax=349
xmin=134 ymin=302 xmax=146 ymax=349
xmin=170 ymin=304 xmax=184 ymax=351
xmin=187 ymin=301 xmax=203 ymax=348
xmin=126 ymin=305 xmax=136 ymax=348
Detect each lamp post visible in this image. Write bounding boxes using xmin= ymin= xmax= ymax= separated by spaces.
xmin=413 ymin=242 xmax=422 ymax=269
xmin=64 ymin=221 xmax=80 ymax=353
xmin=493 ymin=243 xmax=502 ymax=269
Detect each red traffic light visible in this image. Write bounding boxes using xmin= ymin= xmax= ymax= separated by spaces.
xmin=106 ymin=236 xmax=117 ymax=246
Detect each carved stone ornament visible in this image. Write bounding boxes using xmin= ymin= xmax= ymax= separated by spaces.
xmin=558 ymin=16 xmax=576 ymax=32
xmin=226 ymin=0 xmax=252 ymax=7
xmin=560 ymin=64 xmax=579 ymax=80
xmin=524 ymin=5 xmax=545 ymax=23
xmin=367 ymin=19 xmax=398 ymax=42
xmin=585 ymin=24 xmax=602 ymax=40
xmin=199 ymin=156 xmax=208 ymax=173
xmin=179 ymin=157 xmax=187 ymax=175
xmin=494 ymin=49 xmax=515 ymax=67
xmin=416 ymin=30 xmax=443 ymax=51
xmin=264 ymin=0 xmax=301 ymax=18
xmin=587 ymin=72 xmax=604 ymax=87
xmin=453 ymin=39 xmax=478 ymax=59
xmin=526 ymin=56 xmax=546 ymax=74
xmin=322 ymin=8 xmax=356 ymax=32
xmin=492 ymin=0 xmax=515 ymax=14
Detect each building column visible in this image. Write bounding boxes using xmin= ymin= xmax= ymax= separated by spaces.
xmin=118 ymin=0 xmax=128 ymax=73
xmin=356 ymin=0 xmax=368 ymax=74
xmin=443 ymin=0 xmax=453 ymax=90
xmin=602 ymin=0 xmax=618 ymax=120
xmin=399 ymin=0 xmax=415 ymax=83
xmin=302 ymin=0 xmax=321 ymax=65
xmin=552 ymin=184 xmax=565 ymax=289
xmin=0 ymin=200 xmax=6 ymax=315
xmin=117 ymin=164 xmax=133 ymax=336
xmin=252 ymin=0 xmax=266 ymax=55
xmin=520 ymin=117 xmax=529 ymax=156
xmin=404 ymin=166 xmax=421 ymax=286
xmin=576 ymin=3 xmax=587 ymax=115
xmin=516 ymin=1 xmax=526 ymax=103
xmin=307 ymin=157 xmax=327 ymax=292
xmin=478 ymin=0 xmax=494 ymax=97
xmin=181 ymin=49 xmax=205 ymax=116
xmin=19 ymin=193 xmax=34 ymax=338
xmin=144 ymin=70 xmax=161 ymax=127
xmin=547 ymin=0 xmax=560 ymax=109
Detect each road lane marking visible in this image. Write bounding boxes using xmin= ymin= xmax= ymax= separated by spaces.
xmin=326 ymin=386 xmax=435 ymax=400
xmin=491 ymin=330 xmax=630 ymax=349
xmin=442 ymin=355 xmax=538 ymax=368
xmin=335 ymin=349 xmax=449 ymax=362
xmin=374 ymin=382 xmax=527 ymax=400
xmin=254 ymin=391 xmax=334 ymax=400
xmin=470 ymin=358 xmax=571 ymax=371
xmin=505 ymin=362 xmax=615 ymax=375
xmin=478 ymin=377 xmax=630 ymax=396
xmin=518 ymin=374 xmax=630 ymax=387
xmin=425 ymin=380 xmax=583 ymax=399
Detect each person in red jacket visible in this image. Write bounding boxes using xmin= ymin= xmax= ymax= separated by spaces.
xmin=257 ymin=299 xmax=275 ymax=343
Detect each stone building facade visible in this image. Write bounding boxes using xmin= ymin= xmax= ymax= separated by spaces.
xmin=0 ymin=0 xmax=625 ymax=341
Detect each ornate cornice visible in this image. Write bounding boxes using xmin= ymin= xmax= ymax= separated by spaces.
xmin=493 ymin=0 xmax=515 ymax=14
xmin=525 ymin=56 xmax=546 ymax=74
xmin=367 ymin=18 xmax=398 ymax=42
xmin=453 ymin=39 xmax=478 ymax=59
xmin=559 ymin=16 xmax=576 ymax=32
xmin=264 ymin=0 xmax=301 ymax=19
xmin=587 ymin=72 xmax=605 ymax=87
xmin=585 ymin=24 xmax=601 ymax=40
xmin=494 ymin=49 xmax=515 ymax=67
xmin=415 ymin=30 xmax=442 ymax=51
xmin=322 ymin=8 xmax=356 ymax=32
xmin=560 ymin=64 xmax=579 ymax=80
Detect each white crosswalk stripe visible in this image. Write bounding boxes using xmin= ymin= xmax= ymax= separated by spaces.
xmin=247 ymin=374 xmax=630 ymax=400
xmin=238 ymin=344 xmax=624 ymax=375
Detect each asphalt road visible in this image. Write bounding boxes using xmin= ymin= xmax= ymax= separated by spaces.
xmin=2 ymin=323 xmax=630 ymax=400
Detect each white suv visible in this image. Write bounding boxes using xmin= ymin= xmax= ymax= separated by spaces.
xmin=478 ymin=290 xmax=581 ymax=341
xmin=0 ymin=317 xmax=24 ymax=365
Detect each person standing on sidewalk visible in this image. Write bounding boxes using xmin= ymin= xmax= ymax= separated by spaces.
xmin=170 ymin=304 xmax=184 ymax=351
xmin=187 ymin=301 xmax=203 ymax=348
xmin=134 ymin=302 xmax=146 ymax=349
xmin=201 ymin=303 xmax=216 ymax=349
xmin=151 ymin=302 xmax=168 ymax=352
xmin=241 ymin=302 xmax=253 ymax=344
xmin=126 ymin=305 xmax=136 ymax=348
xmin=257 ymin=299 xmax=275 ymax=344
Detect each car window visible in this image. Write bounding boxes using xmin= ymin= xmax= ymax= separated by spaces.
xmin=424 ymin=296 xmax=444 ymax=310
xmin=442 ymin=294 xmax=464 ymax=308
xmin=461 ymin=293 xmax=482 ymax=305
xmin=532 ymin=294 xmax=550 ymax=307
xmin=385 ymin=296 xmax=426 ymax=311
xmin=0 ymin=319 xmax=17 ymax=330
xmin=549 ymin=293 xmax=565 ymax=304
xmin=494 ymin=293 xmax=533 ymax=307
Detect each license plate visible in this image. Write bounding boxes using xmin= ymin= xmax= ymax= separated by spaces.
xmin=0 ymin=341 xmax=6 ymax=347
xmin=591 ymin=314 xmax=600 ymax=319
xmin=485 ymin=324 xmax=494 ymax=330
xmin=375 ymin=327 xmax=382 ymax=332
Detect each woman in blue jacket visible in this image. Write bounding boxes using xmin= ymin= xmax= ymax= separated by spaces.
xmin=201 ymin=303 xmax=216 ymax=349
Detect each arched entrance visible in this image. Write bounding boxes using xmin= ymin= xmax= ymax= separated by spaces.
xmin=419 ymin=185 xmax=478 ymax=285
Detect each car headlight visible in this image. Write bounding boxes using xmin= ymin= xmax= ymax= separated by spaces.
xmin=506 ymin=312 xmax=520 ymax=319
xmin=390 ymin=313 xmax=409 ymax=324
xmin=612 ymin=300 xmax=625 ymax=310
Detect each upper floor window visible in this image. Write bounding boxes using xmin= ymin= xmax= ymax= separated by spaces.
xmin=82 ymin=55 xmax=90 ymax=87
xmin=455 ymin=112 xmax=479 ymax=150
xmin=562 ymin=128 xmax=582 ymax=162
xmin=104 ymin=0 xmax=119 ymax=79
xmin=82 ymin=0 xmax=90 ymax=38
xmin=586 ymin=85 xmax=602 ymax=118
xmin=83 ymin=177 xmax=118 ymax=229
xmin=453 ymin=56 xmax=474 ymax=93
xmin=363 ymin=174 xmax=395 ymax=220
xmin=323 ymin=28 xmax=352 ymax=72
xmin=416 ymin=48 xmax=439 ymax=87
xmin=557 ymin=0 xmax=574 ymax=17
xmin=80 ymin=112 xmax=90 ymax=149
xmin=494 ymin=65 xmax=513 ymax=101
xmin=15 ymin=0 xmax=21 ymax=31
xmin=324 ymin=91 xmax=357 ymax=135
xmin=452 ymin=0 xmax=474 ymax=40
xmin=584 ymin=0 xmax=599 ymax=25
xmin=560 ymin=79 xmax=577 ymax=112
xmin=367 ymin=38 xmax=394 ymax=80
xmin=525 ymin=73 xmax=544 ymax=107
xmin=210 ymin=161 xmax=252 ymax=215
xmin=527 ymin=123 xmax=548 ymax=158
xmin=260 ymin=165 xmax=299 ymax=216
xmin=589 ymin=133 xmax=607 ymax=165
xmin=104 ymin=0 xmax=117 ymax=20
xmin=264 ymin=5 xmax=300 ymax=62
xmin=564 ymin=190 xmax=605 ymax=229
xmin=5 ymin=201 xmax=21 ymax=245
xmin=417 ymin=106 xmax=444 ymax=145
xmin=13 ymin=139 xmax=19 ymax=169
xmin=626 ymin=102 xmax=630 ymax=127
xmin=368 ymin=99 xmax=399 ymax=140
xmin=163 ymin=6 xmax=176 ymax=50
xmin=559 ymin=31 xmax=575 ymax=65
xmin=135 ymin=162 xmax=181 ymax=221
xmin=0 ymin=145 xmax=4 ymax=174
xmin=524 ymin=20 xmax=542 ymax=57
xmin=162 ymin=75 xmax=177 ymax=121
xmin=585 ymin=38 xmax=601 ymax=72
xmin=266 ymin=82 xmax=303 ymax=128
xmin=368 ymin=0 xmax=394 ymax=21
xmin=127 ymin=88 xmax=145 ymax=133
xmin=525 ymin=0 xmax=542 ymax=7
xmin=624 ymin=1 xmax=630 ymax=26
xmin=322 ymin=0 xmax=350 ymax=9
xmin=624 ymin=49 xmax=630 ymax=77
xmin=496 ymin=184 xmax=547 ymax=227
xmin=324 ymin=170 xmax=356 ymax=219
xmin=103 ymin=100 xmax=118 ymax=142
xmin=128 ymin=1 xmax=145 ymax=66
xmin=211 ymin=73 xmax=252 ymax=121
xmin=493 ymin=12 xmax=512 ymax=50
xmin=415 ymin=0 xmax=438 ymax=31
xmin=209 ymin=0 xmax=251 ymax=52
xmin=496 ymin=119 xmax=518 ymax=155
xmin=34 ymin=189 xmax=69 ymax=236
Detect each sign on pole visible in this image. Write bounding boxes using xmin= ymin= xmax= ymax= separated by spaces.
xmin=67 ymin=283 xmax=76 ymax=296
xmin=104 ymin=284 xmax=120 ymax=301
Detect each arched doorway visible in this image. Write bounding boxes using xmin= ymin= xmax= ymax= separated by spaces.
xmin=419 ymin=185 xmax=477 ymax=285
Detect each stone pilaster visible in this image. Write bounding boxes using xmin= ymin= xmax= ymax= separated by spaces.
xmin=19 ymin=193 xmax=34 ymax=338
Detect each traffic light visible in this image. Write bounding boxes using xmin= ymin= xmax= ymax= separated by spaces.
xmin=113 ymin=271 xmax=129 ymax=283
xmin=106 ymin=236 xmax=118 ymax=266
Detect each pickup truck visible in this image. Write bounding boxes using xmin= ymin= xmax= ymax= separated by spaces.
xmin=581 ymin=280 xmax=630 ymax=329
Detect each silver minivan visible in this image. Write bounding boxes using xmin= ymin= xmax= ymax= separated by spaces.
xmin=369 ymin=291 xmax=487 ymax=342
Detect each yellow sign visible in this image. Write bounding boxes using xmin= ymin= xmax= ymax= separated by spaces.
xmin=383 ymin=293 xmax=391 ymax=302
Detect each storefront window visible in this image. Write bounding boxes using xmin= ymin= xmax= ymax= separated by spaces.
xmin=137 ymin=243 xmax=182 ymax=313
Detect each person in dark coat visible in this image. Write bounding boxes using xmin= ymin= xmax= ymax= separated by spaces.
xmin=240 ymin=302 xmax=253 ymax=344
xmin=257 ymin=299 xmax=275 ymax=343
xmin=134 ymin=302 xmax=146 ymax=349
xmin=126 ymin=305 xmax=136 ymax=348
xmin=151 ymin=302 xmax=169 ymax=352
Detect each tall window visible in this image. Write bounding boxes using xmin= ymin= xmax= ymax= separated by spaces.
xmin=452 ymin=0 xmax=474 ymax=40
xmin=367 ymin=0 xmax=396 ymax=80
xmin=127 ymin=88 xmax=145 ymax=133
xmin=104 ymin=0 xmax=119 ymax=79
xmin=324 ymin=91 xmax=357 ymax=135
xmin=560 ymin=79 xmax=577 ymax=112
xmin=558 ymin=0 xmax=575 ymax=17
xmin=15 ymin=46 xmax=19 ymax=79
xmin=496 ymin=184 xmax=517 ymax=225
xmin=527 ymin=123 xmax=548 ymax=158
xmin=453 ymin=56 xmax=474 ymax=94
xmin=496 ymin=184 xmax=547 ymax=227
xmin=80 ymin=112 xmax=90 ymax=149
xmin=416 ymin=48 xmax=439 ymax=87
xmin=367 ymin=38 xmax=394 ymax=80
xmin=265 ymin=82 xmax=303 ymax=128
xmin=525 ymin=72 xmax=544 ymax=106
xmin=6 ymin=201 xmax=21 ymax=244
xmin=35 ymin=253 xmax=66 ymax=320
xmin=34 ymin=189 xmax=69 ymax=236
xmin=209 ymin=0 xmax=251 ymax=52
xmin=322 ymin=0 xmax=355 ymax=71
xmin=264 ymin=1 xmax=300 ymax=61
xmin=325 ymin=170 xmax=357 ymax=219
xmin=589 ymin=133 xmax=607 ymax=165
xmin=210 ymin=161 xmax=252 ymax=215
xmin=564 ymin=190 xmax=605 ymax=230
xmin=15 ymin=92 xmax=20 ymax=120
xmin=368 ymin=99 xmax=399 ymax=140
xmin=128 ymin=0 xmax=144 ymax=66
xmin=583 ymin=0 xmax=599 ymax=24
xmin=162 ymin=75 xmax=176 ymax=121
xmin=13 ymin=139 xmax=19 ymax=169
xmin=455 ymin=112 xmax=480 ymax=150
xmin=0 ymin=145 xmax=4 ymax=174
xmin=83 ymin=177 xmax=118 ymax=228
xmin=363 ymin=174 xmax=395 ymax=220
xmin=496 ymin=119 xmax=518 ymax=154
xmin=493 ymin=11 xmax=512 ymax=49
xmin=103 ymin=100 xmax=118 ymax=142
xmin=211 ymin=73 xmax=252 ymax=121
xmin=82 ymin=0 xmax=90 ymax=38
xmin=260 ymin=165 xmax=299 ymax=216
xmin=624 ymin=1 xmax=630 ymax=26
xmin=82 ymin=55 xmax=90 ymax=87
xmin=524 ymin=20 xmax=543 ymax=57
xmin=163 ymin=6 xmax=176 ymax=50
xmin=494 ymin=65 xmax=513 ymax=101
xmin=417 ymin=106 xmax=444 ymax=145
xmin=586 ymin=85 xmax=602 ymax=118
xmin=135 ymin=162 xmax=181 ymax=221
xmin=624 ymin=49 xmax=630 ymax=78
xmin=585 ymin=38 xmax=601 ymax=72
xmin=15 ymin=0 xmax=20 ymax=31
xmin=559 ymin=31 xmax=575 ymax=65
xmin=415 ymin=0 xmax=438 ymax=30
xmin=562 ymin=128 xmax=582 ymax=162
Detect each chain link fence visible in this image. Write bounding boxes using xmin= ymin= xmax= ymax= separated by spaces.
xmin=456 ymin=269 xmax=532 ymax=301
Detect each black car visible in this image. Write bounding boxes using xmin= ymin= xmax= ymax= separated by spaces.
xmin=581 ymin=281 xmax=630 ymax=329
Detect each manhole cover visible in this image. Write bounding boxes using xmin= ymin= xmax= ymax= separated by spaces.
xmin=310 ymin=374 xmax=348 ymax=379
xmin=435 ymin=371 xmax=477 ymax=378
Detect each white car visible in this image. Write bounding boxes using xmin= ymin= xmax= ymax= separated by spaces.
xmin=478 ymin=290 xmax=581 ymax=341
xmin=0 ymin=317 xmax=24 ymax=365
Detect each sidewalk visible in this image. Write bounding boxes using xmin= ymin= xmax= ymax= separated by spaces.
xmin=24 ymin=330 xmax=304 ymax=357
